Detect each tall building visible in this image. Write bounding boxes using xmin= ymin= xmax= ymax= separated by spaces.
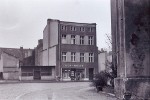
xmin=43 ymin=19 xmax=98 ymax=81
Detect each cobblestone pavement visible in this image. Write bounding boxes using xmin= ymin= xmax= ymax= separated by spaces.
xmin=0 ymin=82 xmax=117 ymax=100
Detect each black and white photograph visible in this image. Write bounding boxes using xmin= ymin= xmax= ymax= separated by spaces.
xmin=0 ymin=0 xmax=150 ymax=100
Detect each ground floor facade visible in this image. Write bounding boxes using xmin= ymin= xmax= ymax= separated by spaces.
xmin=61 ymin=68 xmax=94 ymax=81
xmin=0 ymin=65 xmax=97 ymax=81
xmin=60 ymin=62 xmax=98 ymax=81
xmin=20 ymin=66 xmax=55 ymax=81
xmin=0 ymin=67 xmax=19 ymax=80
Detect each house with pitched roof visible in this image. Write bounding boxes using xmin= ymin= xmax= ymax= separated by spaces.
xmin=0 ymin=47 xmax=33 ymax=80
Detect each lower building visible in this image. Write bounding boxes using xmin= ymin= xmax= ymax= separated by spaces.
xmin=0 ymin=47 xmax=33 ymax=80
xmin=20 ymin=66 xmax=55 ymax=81
xmin=0 ymin=52 xmax=19 ymax=80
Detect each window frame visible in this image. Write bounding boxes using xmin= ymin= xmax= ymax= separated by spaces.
xmin=89 ymin=53 xmax=94 ymax=62
xmin=61 ymin=25 xmax=67 ymax=30
xmin=62 ymin=52 xmax=67 ymax=62
xmin=80 ymin=36 xmax=84 ymax=45
xmin=80 ymin=53 xmax=85 ymax=62
xmin=71 ymin=52 xmax=76 ymax=62
xmin=80 ymin=27 xmax=85 ymax=32
xmin=71 ymin=35 xmax=76 ymax=44
xmin=88 ymin=36 xmax=94 ymax=45
xmin=61 ymin=34 xmax=67 ymax=44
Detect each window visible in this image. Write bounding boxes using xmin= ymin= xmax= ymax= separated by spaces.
xmin=88 ymin=27 xmax=94 ymax=32
xmin=70 ymin=26 xmax=76 ymax=31
xmin=80 ymin=53 xmax=85 ymax=62
xmin=70 ymin=26 xmax=73 ymax=31
xmin=41 ymin=67 xmax=52 ymax=76
xmin=88 ymin=36 xmax=94 ymax=45
xmin=61 ymin=25 xmax=67 ymax=30
xmin=74 ymin=27 xmax=76 ymax=31
xmin=91 ymin=27 xmax=94 ymax=32
xmin=71 ymin=35 xmax=76 ymax=44
xmin=80 ymin=27 xmax=85 ymax=32
xmin=71 ymin=52 xmax=76 ymax=62
xmin=62 ymin=52 xmax=67 ymax=62
xmin=62 ymin=34 xmax=66 ymax=39
xmin=80 ymin=36 xmax=84 ymax=45
xmin=89 ymin=53 xmax=94 ymax=62
xmin=21 ymin=73 xmax=33 ymax=76
xmin=62 ymin=69 xmax=70 ymax=79
xmin=61 ymin=34 xmax=67 ymax=44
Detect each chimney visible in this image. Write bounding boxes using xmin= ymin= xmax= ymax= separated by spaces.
xmin=20 ymin=47 xmax=23 ymax=51
xmin=38 ymin=39 xmax=43 ymax=45
xmin=20 ymin=46 xmax=24 ymax=61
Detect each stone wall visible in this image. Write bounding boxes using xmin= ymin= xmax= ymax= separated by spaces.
xmin=111 ymin=0 xmax=150 ymax=99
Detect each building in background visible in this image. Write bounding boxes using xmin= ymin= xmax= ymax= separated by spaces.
xmin=0 ymin=47 xmax=33 ymax=80
xmin=20 ymin=39 xmax=55 ymax=81
xmin=43 ymin=19 xmax=98 ymax=81
xmin=98 ymin=50 xmax=107 ymax=72
xmin=98 ymin=50 xmax=112 ymax=73
xmin=0 ymin=19 xmax=99 ymax=81
xmin=35 ymin=39 xmax=43 ymax=66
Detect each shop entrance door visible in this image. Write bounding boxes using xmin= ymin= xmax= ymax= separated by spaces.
xmin=76 ymin=69 xmax=84 ymax=81
xmin=89 ymin=68 xmax=94 ymax=80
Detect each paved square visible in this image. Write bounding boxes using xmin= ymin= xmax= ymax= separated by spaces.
xmin=0 ymin=82 xmax=116 ymax=100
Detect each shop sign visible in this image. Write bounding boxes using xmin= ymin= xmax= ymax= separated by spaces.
xmin=64 ymin=64 xmax=84 ymax=67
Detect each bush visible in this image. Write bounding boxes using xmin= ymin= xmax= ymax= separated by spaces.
xmin=92 ymin=71 xmax=110 ymax=92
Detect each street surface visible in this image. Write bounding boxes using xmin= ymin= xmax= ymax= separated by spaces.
xmin=0 ymin=82 xmax=116 ymax=100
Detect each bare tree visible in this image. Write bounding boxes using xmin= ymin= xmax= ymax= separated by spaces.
xmin=105 ymin=33 xmax=112 ymax=51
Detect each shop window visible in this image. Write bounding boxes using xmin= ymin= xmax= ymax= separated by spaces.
xmin=28 ymin=73 xmax=33 ymax=76
xmin=62 ymin=69 xmax=70 ymax=79
xmin=21 ymin=73 xmax=33 ymax=76
xmin=41 ymin=67 xmax=52 ymax=76
xmin=21 ymin=73 xmax=28 ymax=76
xmin=41 ymin=73 xmax=52 ymax=76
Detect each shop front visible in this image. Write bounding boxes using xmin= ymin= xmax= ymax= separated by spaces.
xmin=62 ymin=68 xmax=84 ymax=81
xmin=61 ymin=62 xmax=97 ymax=81
xmin=20 ymin=66 xmax=55 ymax=81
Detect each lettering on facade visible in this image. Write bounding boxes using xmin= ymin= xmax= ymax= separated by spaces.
xmin=63 ymin=64 xmax=84 ymax=67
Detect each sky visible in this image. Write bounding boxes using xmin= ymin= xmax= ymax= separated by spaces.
xmin=0 ymin=0 xmax=111 ymax=50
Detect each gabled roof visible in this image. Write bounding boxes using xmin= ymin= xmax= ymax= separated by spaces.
xmin=0 ymin=47 xmax=33 ymax=60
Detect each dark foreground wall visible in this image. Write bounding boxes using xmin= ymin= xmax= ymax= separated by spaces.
xmin=111 ymin=0 xmax=150 ymax=99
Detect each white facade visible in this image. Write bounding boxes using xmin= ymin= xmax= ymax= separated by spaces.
xmin=98 ymin=52 xmax=106 ymax=72
xmin=43 ymin=20 xmax=59 ymax=66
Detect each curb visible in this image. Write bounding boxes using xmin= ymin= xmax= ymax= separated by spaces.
xmin=100 ymin=91 xmax=116 ymax=98
xmin=101 ymin=91 xmax=115 ymax=96
xmin=0 ymin=80 xmax=90 ymax=84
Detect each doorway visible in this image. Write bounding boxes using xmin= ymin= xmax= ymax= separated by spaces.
xmin=0 ymin=72 xmax=3 ymax=80
xmin=34 ymin=71 xmax=41 ymax=80
xmin=89 ymin=68 xmax=94 ymax=80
